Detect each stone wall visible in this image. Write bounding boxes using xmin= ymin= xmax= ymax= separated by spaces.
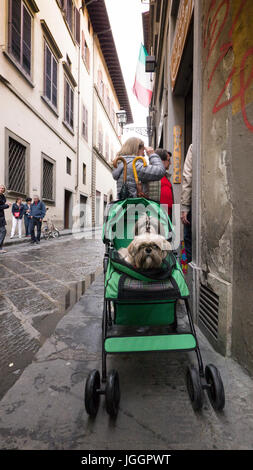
xmin=201 ymin=0 xmax=253 ymax=373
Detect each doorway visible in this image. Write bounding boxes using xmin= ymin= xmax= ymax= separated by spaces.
xmin=80 ymin=195 xmax=87 ymax=228
xmin=64 ymin=190 xmax=72 ymax=229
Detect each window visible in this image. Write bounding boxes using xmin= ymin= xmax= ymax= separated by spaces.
xmin=98 ymin=124 xmax=103 ymax=154
xmin=82 ymin=105 xmax=88 ymax=141
xmin=111 ymin=104 xmax=115 ymax=127
xmin=64 ymin=77 xmax=74 ymax=129
xmin=82 ymin=32 xmax=90 ymax=72
xmin=83 ymin=163 xmax=86 ymax=185
xmin=104 ymin=87 xmax=109 ymax=111
xmin=44 ymin=42 xmax=57 ymax=108
xmin=66 ymin=0 xmax=73 ymax=32
xmin=8 ymin=0 xmax=32 ymax=76
xmin=66 ymin=157 xmax=71 ymax=175
xmin=42 ymin=157 xmax=54 ymax=201
xmin=96 ymin=190 xmax=101 ymax=226
xmin=8 ymin=136 xmax=26 ymax=194
xmin=59 ymin=0 xmax=80 ymax=43
xmin=97 ymin=70 xmax=104 ymax=99
xmin=105 ymin=135 xmax=109 ymax=161
xmin=111 ymin=147 xmax=114 ymax=162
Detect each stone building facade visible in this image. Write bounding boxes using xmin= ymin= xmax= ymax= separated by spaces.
xmin=0 ymin=0 xmax=132 ymax=231
xmin=144 ymin=0 xmax=253 ymax=374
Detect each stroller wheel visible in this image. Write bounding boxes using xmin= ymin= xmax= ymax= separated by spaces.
xmin=84 ymin=369 xmax=101 ymax=417
xmin=186 ymin=365 xmax=203 ymax=411
xmin=205 ymin=364 xmax=225 ymax=411
xmin=105 ymin=370 xmax=120 ymax=418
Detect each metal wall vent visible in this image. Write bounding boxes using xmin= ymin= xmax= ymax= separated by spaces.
xmin=199 ymin=285 xmax=219 ymax=340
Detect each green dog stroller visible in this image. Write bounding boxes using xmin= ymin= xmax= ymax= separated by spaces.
xmin=84 ymin=197 xmax=225 ymax=417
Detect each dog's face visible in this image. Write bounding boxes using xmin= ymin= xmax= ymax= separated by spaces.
xmin=128 ymin=234 xmax=171 ymax=270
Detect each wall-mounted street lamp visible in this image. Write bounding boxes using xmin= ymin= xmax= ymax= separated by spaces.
xmin=145 ymin=55 xmax=156 ymax=73
xmin=116 ymin=109 xmax=128 ymax=131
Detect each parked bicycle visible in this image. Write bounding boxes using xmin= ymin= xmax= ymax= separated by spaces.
xmin=42 ymin=208 xmax=60 ymax=240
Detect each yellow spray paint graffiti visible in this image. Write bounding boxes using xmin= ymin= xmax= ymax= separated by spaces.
xmin=173 ymin=126 xmax=182 ymax=184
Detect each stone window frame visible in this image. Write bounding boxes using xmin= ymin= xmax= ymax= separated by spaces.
xmin=41 ymin=153 xmax=56 ymax=205
xmin=6 ymin=0 xmax=38 ymax=83
xmin=4 ymin=128 xmax=30 ymax=198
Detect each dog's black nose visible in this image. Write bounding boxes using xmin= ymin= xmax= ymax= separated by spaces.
xmin=145 ymin=247 xmax=152 ymax=254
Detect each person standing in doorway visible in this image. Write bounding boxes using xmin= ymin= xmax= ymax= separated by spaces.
xmin=148 ymin=149 xmax=174 ymax=222
xmin=181 ymin=143 xmax=192 ymax=263
xmin=10 ymin=197 xmax=24 ymax=239
xmin=0 ymin=184 xmax=10 ymax=254
xmin=23 ymin=197 xmax=32 ymax=237
xmin=30 ymin=195 xmax=46 ymax=245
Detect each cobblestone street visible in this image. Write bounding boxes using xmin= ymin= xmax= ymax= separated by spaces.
xmin=0 ymin=234 xmax=103 ymax=399
xmin=0 ymin=266 xmax=253 ymax=450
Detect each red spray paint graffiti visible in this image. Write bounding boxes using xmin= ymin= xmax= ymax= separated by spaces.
xmin=203 ymin=0 xmax=253 ymax=132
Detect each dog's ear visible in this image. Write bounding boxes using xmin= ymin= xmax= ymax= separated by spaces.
xmin=128 ymin=239 xmax=137 ymax=257
xmin=162 ymin=239 xmax=172 ymax=258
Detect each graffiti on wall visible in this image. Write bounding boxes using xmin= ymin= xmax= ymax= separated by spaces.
xmin=203 ymin=0 xmax=253 ymax=132
xmin=173 ymin=126 xmax=182 ymax=184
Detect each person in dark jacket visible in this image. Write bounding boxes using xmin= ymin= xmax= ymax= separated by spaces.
xmin=23 ymin=197 xmax=32 ymax=237
xmin=30 ymin=195 xmax=46 ymax=244
xmin=10 ymin=197 xmax=25 ymax=239
xmin=0 ymin=184 xmax=10 ymax=254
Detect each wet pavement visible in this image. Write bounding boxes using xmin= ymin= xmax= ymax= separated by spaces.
xmin=0 ymin=234 xmax=104 ymax=399
xmin=0 ymin=274 xmax=253 ymax=450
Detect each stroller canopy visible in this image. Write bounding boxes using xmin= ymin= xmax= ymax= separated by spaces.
xmin=103 ymin=197 xmax=172 ymax=250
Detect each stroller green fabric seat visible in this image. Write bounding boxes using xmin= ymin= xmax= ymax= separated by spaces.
xmin=105 ymin=256 xmax=189 ymax=302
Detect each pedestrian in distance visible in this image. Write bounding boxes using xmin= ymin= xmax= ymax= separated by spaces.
xmin=10 ymin=197 xmax=25 ymax=239
xmin=23 ymin=197 xmax=32 ymax=237
xmin=30 ymin=195 xmax=46 ymax=245
xmin=148 ymin=149 xmax=174 ymax=222
xmin=0 ymin=184 xmax=10 ymax=254
xmin=112 ymin=137 xmax=166 ymax=199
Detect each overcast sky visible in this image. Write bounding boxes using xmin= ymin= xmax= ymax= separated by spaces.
xmin=104 ymin=0 xmax=149 ymax=144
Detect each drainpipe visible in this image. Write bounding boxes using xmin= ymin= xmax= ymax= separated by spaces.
xmin=75 ymin=5 xmax=83 ymax=197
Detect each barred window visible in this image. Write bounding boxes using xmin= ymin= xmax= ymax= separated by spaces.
xmin=64 ymin=77 xmax=74 ymax=129
xmin=9 ymin=0 xmax=32 ymax=76
xmin=8 ymin=136 xmax=26 ymax=194
xmin=42 ymin=157 xmax=54 ymax=201
xmin=44 ymin=41 xmax=58 ymax=108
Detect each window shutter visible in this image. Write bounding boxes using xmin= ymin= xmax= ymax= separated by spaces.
xmin=45 ymin=44 xmax=52 ymax=101
xmin=22 ymin=4 xmax=32 ymax=74
xmin=65 ymin=79 xmax=69 ymax=123
xmin=70 ymin=87 xmax=74 ymax=128
xmin=85 ymin=108 xmax=88 ymax=139
xmin=10 ymin=0 xmax=21 ymax=62
xmin=52 ymin=56 xmax=57 ymax=107
xmin=75 ymin=7 xmax=80 ymax=45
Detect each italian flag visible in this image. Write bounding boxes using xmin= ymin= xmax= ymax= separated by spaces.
xmin=133 ymin=44 xmax=153 ymax=108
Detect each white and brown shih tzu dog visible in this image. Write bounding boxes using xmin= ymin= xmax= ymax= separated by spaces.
xmin=118 ymin=233 xmax=171 ymax=270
